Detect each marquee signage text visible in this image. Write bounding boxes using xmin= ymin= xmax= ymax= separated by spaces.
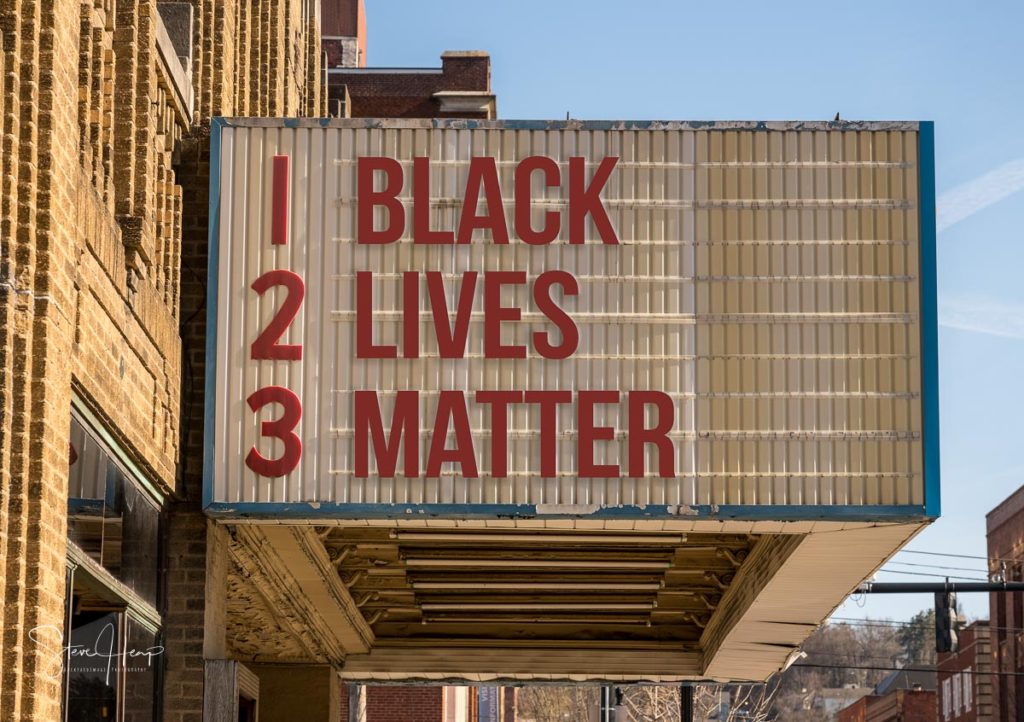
xmin=244 ymin=155 xmax=679 ymax=481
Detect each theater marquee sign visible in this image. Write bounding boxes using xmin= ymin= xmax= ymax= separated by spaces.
xmin=204 ymin=118 xmax=938 ymax=522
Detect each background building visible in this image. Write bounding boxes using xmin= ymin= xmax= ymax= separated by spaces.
xmin=352 ymin=685 xmax=516 ymax=722
xmin=938 ymin=621 xmax=993 ymax=722
xmin=838 ymin=670 xmax=937 ymax=722
xmin=320 ymin=0 xmax=495 ymax=118
xmin=328 ymin=50 xmax=495 ymax=118
xmin=986 ymin=485 xmax=1024 ymax=722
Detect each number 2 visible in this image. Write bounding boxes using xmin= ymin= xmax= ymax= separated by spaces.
xmin=251 ymin=269 xmax=305 ymax=360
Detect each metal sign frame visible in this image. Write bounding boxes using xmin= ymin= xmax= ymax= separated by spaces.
xmin=202 ymin=117 xmax=939 ymax=523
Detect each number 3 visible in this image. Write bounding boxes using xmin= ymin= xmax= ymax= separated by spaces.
xmin=245 ymin=386 xmax=302 ymax=477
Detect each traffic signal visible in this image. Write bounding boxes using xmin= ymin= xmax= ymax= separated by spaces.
xmin=935 ymin=591 xmax=958 ymax=653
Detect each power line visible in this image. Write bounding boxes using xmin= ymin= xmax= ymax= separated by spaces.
xmin=899 ymin=550 xmax=992 ymax=561
xmin=830 ymin=617 xmax=1024 ymax=636
xmin=794 ymin=663 xmax=1024 ymax=679
xmin=898 ymin=549 xmax=1024 ymax=566
xmin=829 ymin=617 xmax=940 ymax=628
xmin=804 ymin=640 xmax=989 ymax=664
xmin=874 ymin=569 xmax=990 ymax=582
xmin=802 ymin=650 xmax=937 ymax=664
xmin=885 ymin=560 xmax=991 ymax=575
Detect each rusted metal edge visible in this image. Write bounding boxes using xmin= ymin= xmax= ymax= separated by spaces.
xmin=216 ymin=117 xmax=922 ymax=132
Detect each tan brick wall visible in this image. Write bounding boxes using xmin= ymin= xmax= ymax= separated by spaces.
xmin=0 ymin=1 xmax=80 ymax=719
xmin=0 ymin=1 xmax=324 ymax=720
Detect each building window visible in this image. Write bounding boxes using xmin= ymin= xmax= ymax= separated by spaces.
xmin=66 ymin=610 xmax=120 ymax=720
xmin=65 ymin=412 xmax=165 ymax=722
xmin=964 ymin=666 xmax=973 ymax=711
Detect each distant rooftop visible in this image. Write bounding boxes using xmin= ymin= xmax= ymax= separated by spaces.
xmin=874 ymin=667 xmax=937 ymax=695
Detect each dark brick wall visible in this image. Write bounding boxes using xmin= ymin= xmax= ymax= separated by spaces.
xmin=322 ymin=0 xmax=363 ymax=38
xmin=901 ymin=690 xmax=938 ymax=721
xmin=340 ymin=686 xmax=517 ymax=721
xmin=938 ymin=622 xmax=991 ymax=722
xmin=365 ymin=686 xmax=445 ymax=722
xmin=164 ymin=127 xmax=213 ymax=722
xmin=329 ymin=53 xmax=491 ymax=118
xmin=988 ymin=497 xmax=1024 ymax=722
xmin=322 ymin=0 xmax=365 ymax=68
xmin=837 ymin=696 xmax=870 ymax=722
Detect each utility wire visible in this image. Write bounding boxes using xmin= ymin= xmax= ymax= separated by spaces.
xmin=885 ymin=560 xmax=992 ymax=574
xmin=794 ymin=662 xmax=1024 ymax=678
xmin=874 ymin=569 xmax=990 ymax=582
xmin=898 ymin=549 xmax=1022 ymax=565
xmin=800 ymin=650 xmax=939 ymax=664
xmin=829 ymin=617 xmax=1024 ymax=636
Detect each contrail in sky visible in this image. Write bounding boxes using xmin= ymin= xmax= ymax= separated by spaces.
xmin=939 ymin=296 xmax=1024 ymax=341
xmin=937 ymin=158 xmax=1024 ymax=231
xmin=934 ymin=160 xmax=1024 ymax=340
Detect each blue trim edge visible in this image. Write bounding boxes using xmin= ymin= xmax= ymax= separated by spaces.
xmin=202 ymin=118 xmax=226 ymax=512
xmin=205 ymin=501 xmax=930 ymax=522
xmin=918 ymin=122 xmax=941 ymax=519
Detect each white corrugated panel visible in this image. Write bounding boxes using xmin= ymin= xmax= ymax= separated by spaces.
xmin=209 ymin=120 xmax=924 ymax=513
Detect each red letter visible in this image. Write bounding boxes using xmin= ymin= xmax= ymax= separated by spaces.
xmin=357 ymin=157 xmax=404 ymax=244
xmin=356 ymin=272 xmax=397 ymax=358
xmin=458 ymin=156 xmax=509 ymax=244
xmin=628 ymin=391 xmax=675 ymax=477
xmin=524 ymin=391 xmax=572 ymax=477
xmin=578 ymin=390 xmax=619 ymax=478
xmin=250 ymin=269 xmax=304 ymax=361
xmin=413 ymin=157 xmax=454 ymax=244
xmin=476 ymin=391 xmax=523 ymax=478
xmin=403 ymin=271 xmax=420 ymax=358
xmin=514 ymin=156 xmax=560 ymax=245
xmin=427 ymin=271 xmax=477 ymax=358
xmin=246 ymin=386 xmax=302 ymax=477
xmin=484 ymin=271 xmax=526 ymax=359
xmin=272 ymin=155 xmax=289 ymax=246
xmin=533 ymin=270 xmax=579 ymax=360
xmin=425 ymin=391 xmax=477 ymax=477
xmin=569 ymin=157 xmax=619 ymax=244
xmin=354 ymin=391 xmax=419 ymax=477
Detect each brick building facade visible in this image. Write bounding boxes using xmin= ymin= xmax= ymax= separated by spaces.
xmin=938 ymin=621 xmax=993 ymax=722
xmin=328 ymin=51 xmax=496 ymax=119
xmin=0 ymin=1 xmax=321 ymax=720
xmin=987 ymin=485 xmax=1024 ymax=722
xmin=321 ymin=0 xmax=494 ymax=118
xmin=345 ymin=684 xmax=516 ymax=722
xmin=838 ymin=689 xmax=937 ymax=722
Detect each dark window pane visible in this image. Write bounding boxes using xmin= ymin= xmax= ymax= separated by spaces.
xmin=68 ymin=417 xmax=162 ymax=606
xmin=68 ymin=419 xmax=109 ymax=564
xmin=65 ymin=611 xmax=120 ymax=722
xmin=106 ymin=468 xmax=161 ymax=606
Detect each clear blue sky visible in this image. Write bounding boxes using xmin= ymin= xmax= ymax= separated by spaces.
xmin=368 ymin=0 xmax=1024 ymax=622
